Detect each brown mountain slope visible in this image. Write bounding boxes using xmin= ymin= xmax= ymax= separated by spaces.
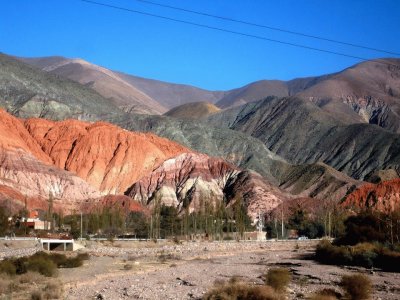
xmin=117 ymin=72 xmax=225 ymax=110
xmin=342 ymin=178 xmax=400 ymax=213
xmin=297 ymin=59 xmax=400 ymax=131
xmin=20 ymin=56 xmax=226 ymax=113
xmin=207 ymin=96 xmax=400 ymax=181
xmin=164 ymin=101 xmax=220 ymax=119
xmin=216 ymin=80 xmax=289 ymax=109
xmin=19 ymin=56 xmax=165 ymax=114
xmin=279 ymin=162 xmax=361 ymax=201
xmin=216 ymin=59 xmax=400 ymax=131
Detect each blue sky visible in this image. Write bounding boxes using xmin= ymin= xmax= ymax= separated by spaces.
xmin=1 ymin=0 xmax=399 ymax=90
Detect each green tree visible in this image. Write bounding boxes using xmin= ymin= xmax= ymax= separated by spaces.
xmin=0 ymin=206 xmax=10 ymax=236
xmin=160 ymin=205 xmax=178 ymax=238
xmin=126 ymin=211 xmax=149 ymax=238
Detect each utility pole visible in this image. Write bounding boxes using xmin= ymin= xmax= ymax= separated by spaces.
xmin=80 ymin=212 xmax=83 ymax=241
xmin=281 ymin=209 xmax=284 ymax=239
xmin=258 ymin=211 xmax=263 ymax=232
xmin=328 ymin=211 xmax=332 ymax=238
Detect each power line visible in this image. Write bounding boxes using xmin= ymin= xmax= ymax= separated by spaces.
xmin=81 ymin=0 xmax=398 ymax=67
xmin=133 ymin=0 xmax=400 ymax=57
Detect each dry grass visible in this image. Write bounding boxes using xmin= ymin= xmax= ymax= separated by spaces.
xmin=42 ymin=281 xmax=63 ymax=299
xmin=310 ymin=288 xmax=340 ymax=300
xmin=264 ymin=268 xmax=291 ymax=292
xmin=0 ymin=274 xmax=13 ymax=295
xmin=0 ymin=271 xmax=63 ymax=299
xmin=341 ymin=274 xmax=372 ymax=300
xmin=18 ymin=271 xmax=46 ymax=284
xmin=203 ymin=278 xmax=284 ymax=300
xmin=30 ymin=290 xmax=42 ymax=300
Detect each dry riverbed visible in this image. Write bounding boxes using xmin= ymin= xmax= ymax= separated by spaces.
xmin=56 ymin=240 xmax=400 ymax=300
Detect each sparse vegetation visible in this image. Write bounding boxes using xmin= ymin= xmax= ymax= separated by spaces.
xmin=315 ymin=210 xmax=400 ymax=272
xmin=30 ymin=290 xmax=42 ymax=300
xmin=43 ymin=281 xmax=63 ymax=299
xmin=203 ymin=277 xmax=283 ymax=300
xmin=0 ymin=251 xmax=88 ymax=278
xmin=341 ymin=274 xmax=372 ymax=300
xmin=310 ymin=288 xmax=340 ymax=300
xmin=0 ymin=271 xmax=63 ymax=299
xmin=264 ymin=268 xmax=291 ymax=292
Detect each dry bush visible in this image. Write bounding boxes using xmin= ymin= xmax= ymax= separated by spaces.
xmin=0 ymin=259 xmax=17 ymax=276
xmin=127 ymin=255 xmax=136 ymax=261
xmin=76 ymin=252 xmax=90 ymax=261
xmin=203 ymin=279 xmax=284 ymax=300
xmin=27 ymin=256 xmax=58 ymax=277
xmin=310 ymin=295 xmax=337 ymax=300
xmin=264 ymin=268 xmax=291 ymax=292
xmin=31 ymin=290 xmax=42 ymax=300
xmin=341 ymin=274 xmax=372 ymax=300
xmin=18 ymin=271 xmax=45 ymax=284
xmin=42 ymin=281 xmax=63 ymax=299
xmin=310 ymin=288 xmax=340 ymax=300
xmin=0 ymin=274 xmax=13 ymax=295
xmin=123 ymin=264 xmax=133 ymax=270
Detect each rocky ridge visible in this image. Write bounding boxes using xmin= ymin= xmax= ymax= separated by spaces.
xmin=127 ymin=153 xmax=290 ymax=219
xmin=23 ymin=117 xmax=190 ymax=194
xmin=342 ymin=178 xmax=400 ymax=213
xmin=207 ymin=96 xmax=400 ymax=181
xmin=0 ymin=109 xmax=289 ymax=217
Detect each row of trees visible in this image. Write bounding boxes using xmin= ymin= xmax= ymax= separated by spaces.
xmin=265 ymin=199 xmax=350 ymax=239
xmin=60 ymin=196 xmax=253 ymax=240
xmin=264 ymin=198 xmax=400 ymax=245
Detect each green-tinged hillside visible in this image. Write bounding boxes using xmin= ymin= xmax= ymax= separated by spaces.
xmin=0 ymin=53 xmax=124 ymax=120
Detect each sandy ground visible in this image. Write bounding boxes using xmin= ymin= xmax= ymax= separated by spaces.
xmin=55 ymin=240 xmax=400 ymax=300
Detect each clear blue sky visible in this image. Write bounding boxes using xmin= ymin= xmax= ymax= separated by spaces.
xmin=1 ymin=0 xmax=399 ymax=90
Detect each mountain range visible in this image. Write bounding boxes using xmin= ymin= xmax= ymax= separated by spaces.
xmin=1 ymin=52 xmax=400 ymax=217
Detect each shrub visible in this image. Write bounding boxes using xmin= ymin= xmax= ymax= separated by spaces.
xmin=31 ymin=290 xmax=42 ymax=300
xmin=18 ymin=271 xmax=45 ymax=284
xmin=315 ymin=241 xmax=352 ymax=265
xmin=264 ymin=268 xmax=291 ymax=292
xmin=26 ymin=257 xmax=57 ymax=277
xmin=123 ymin=264 xmax=132 ymax=270
xmin=341 ymin=274 xmax=372 ymax=300
xmin=310 ymin=288 xmax=340 ymax=300
xmin=203 ymin=279 xmax=283 ymax=300
xmin=0 ymin=259 xmax=17 ymax=276
xmin=0 ymin=274 xmax=13 ymax=295
xmin=46 ymin=253 xmax=67 ymax=267
xmin=62 ymin=256 xmax=83 ymax=268
xmin=43 ymin=281 xmax=63 ymax=299
xmin=374 ymin=247 xmax=400 ymax=272
xmin=310 ymin=295 xmax=337 ymax=300
xmin=77 ymin=252 xmax=90 ymax=260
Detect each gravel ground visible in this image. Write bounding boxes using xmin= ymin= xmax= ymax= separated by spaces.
xmin=60 ymin=241 xmax=400 ymax=300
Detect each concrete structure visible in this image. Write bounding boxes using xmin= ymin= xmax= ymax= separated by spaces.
xmin=39 ymin=239 xmax=82 ymax=251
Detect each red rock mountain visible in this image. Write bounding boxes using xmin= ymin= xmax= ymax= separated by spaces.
xmin=0 ymin=109 xmax=289 ymax=218
xmin=342 ymin=179 xmax=400 ymax=213
xmin=0 ymin=110 xmax=102 ymax=210
xmin=0 ymin=109 xmax=189 ymax=213
xmin=127 ymin=153 xmax=290 ymax=219
xmin=23 ymin=118 xmax=190 ymax=194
